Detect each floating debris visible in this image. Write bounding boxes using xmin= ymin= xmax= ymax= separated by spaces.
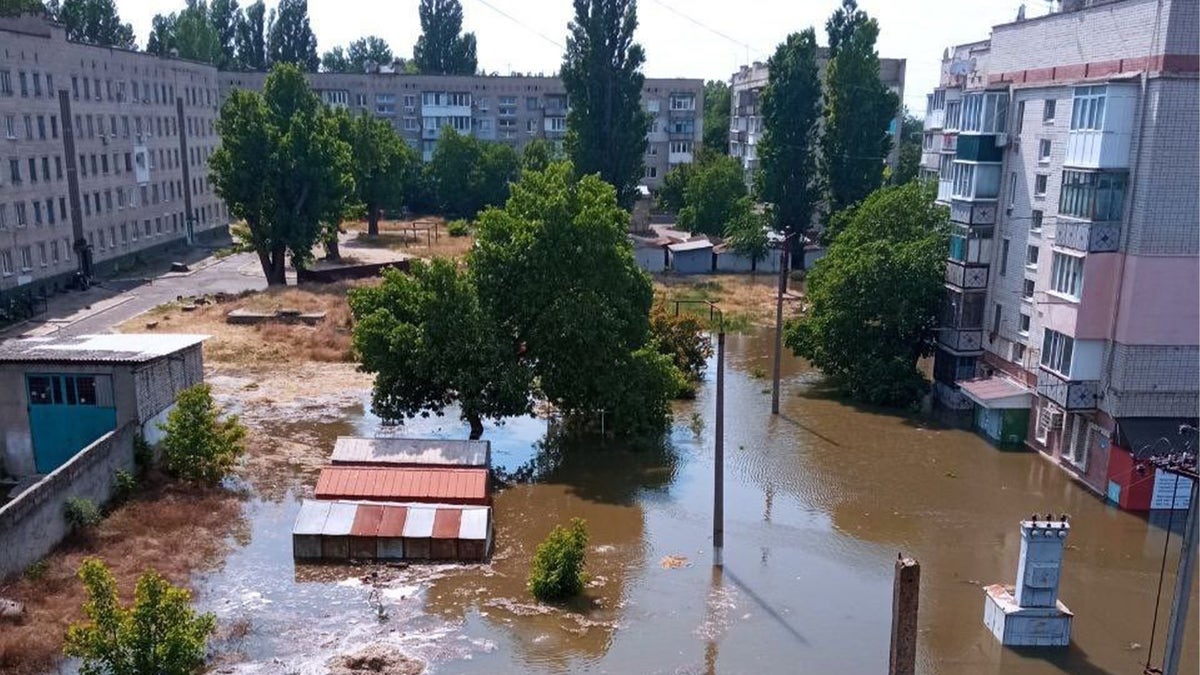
xmin=660 ymin=555 xmax=690 ymax=569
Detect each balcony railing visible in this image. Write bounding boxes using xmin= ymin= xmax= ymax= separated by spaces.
xmin=925 ymin=108 xmax=945 ymax=130
xmin=1054 ymin=219 xmax=1120 ymax=253
xmin=1036 ymin=368 xmax=1100 ymax=411
xmin=945 ymin=260 xmax=989 ymax=289
xmin=938 ymin=327 xmax=984 ymax=354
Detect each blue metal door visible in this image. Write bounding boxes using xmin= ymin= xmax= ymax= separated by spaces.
xmin=27 ymin=374 xmax=117 ymax=474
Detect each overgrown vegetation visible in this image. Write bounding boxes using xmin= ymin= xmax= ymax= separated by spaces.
xmin=649 ymin=301 xmax=713 ymax=397
xmin=110 ymin=470 xmax=137 ymax=505
xmin=528 ymin=518 xmax=589 ymax=602
xmin=446 ymin=219 xmax=470 ymax=237
xmin=63 ymin=498 xmax=100 ymax=533
xmin=159 ymin=384 xmax=247 ymax=485
xmin=63 ymin=558 xmax=216 ymax=675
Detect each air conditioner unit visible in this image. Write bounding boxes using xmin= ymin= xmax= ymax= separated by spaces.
xmin=995 ymin=132 xmax=1008 ymax=147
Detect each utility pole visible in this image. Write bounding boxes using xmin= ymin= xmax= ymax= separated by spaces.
xmin=771 ymin=234 xmax=794 ymax=414
xmin=1161 ymin=468 xmax=1198 ymax=675
xmin=889 ymin=555 xmax=920 ymax=675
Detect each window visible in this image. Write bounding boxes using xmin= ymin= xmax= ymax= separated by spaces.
xmin=51 ymin=115 xmax=58 ymax=138
xmin=1034 ymin=174 xmax=1048 ymax=197
xmin=644 ymin=165 xmax=658 ymax=179
xmin=646 ymin=99 xmax=660 ymax=113
xmin=1008 ymin=172 xmax=1018 ymax=208
xmin=1041 ymin=329 xmax=1074 ymax=375
xmin=526 ymin=96 xmax=539 ymax=110
xmin=960 ymin=91 xmax=1008 ymax=133
xmin=1059 ymin=170 xmax=1126 ymax=222
xmin=403 ymin=117 xmax=418 ymax=131
xmin=1024 ymin=245 xmax=1039 ymax=269
xmin=0 ymin=249 xmax=10 ymax=276
xmin=992 ymin=304 xmax=1002 ymax=335
xmin=27 ymin=158 xmax=36 ymax=183
xmin=38 ymin=242 xmax=46 ymax=266
xmin=944 ymin=100 xmax=961 ymax=130
xmin=1022 ymin=278 xmax=1035 ymax=301
xmin=1018 ymin=313 xmax=1031 ymax=335
xmin=999 ymin=238 xmax=1010 ymax=276
xmin=1030 ymin=209 xmax=1044 ymax=233
xmin=4 ymin=114 xmax=15 ymax=138
xmin=8 ymin=158 xmax=20 ymax=183
xmin=951 ymin=162 xmax=1000 ymax=200
xmin=0 ymin=70 xmax=10 ymax=95
xmin=1015 ymin=101 xmax=1025 ymax=133
xmin=1038 ymin=139 xmax=1051 ymax=163
xmin=1050 ymin=251 xmax=1084 ymax=300
xmin=37 ymin=115 xmax=46 ymax=139
xmin=18 ymin=71 xmax=28 ymax=97
xmin=669 ymin=141 xmax=693 ymax=154
xmin=1070 ymin=86 xmax=1106 ymax=131
xmin=548 ymin=117 xmax=566 ymax=132
xmin=1035 ymin=400 xmax=1063 ymax=444
xmin=20 ymin=245 xmax=32 ymax=269
xmin=1043 ymin=99 xmax=1057 ymax=123
xmin=647 ymin=144 xmax=658 ymax=156
xmin=33 ymin=201 xmax=41 ymax=225
xmin=46 ymin=198 xmax=54 ymax=225
xmin=669 ymin=94 xmax=695 ymax=111
xmin=526 ymin=119 xmax=537 ymax=134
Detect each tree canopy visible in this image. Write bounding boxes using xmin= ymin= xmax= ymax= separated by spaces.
xmin=426 ymin=127 xmax=519 ymax=219
xmin=756 ymin=29 xmax=822 ymax=240
xmin=702 ymin=80 xmax=731 ymax=156
xmin=412 ymin=0 xmax=477 ymax=75
xmin=233 ymin=0 xmax=267 ymax=70
xmin=892 ymin=109 xmax=923 ymax=185
xmin=209 ymin=0 xmax=239 ymax=69
xmin=561 ymin=0 xmax=649 ymax=208
xmin=48 ymin=0 xmax=135 ymax=48
xmin=677 ymin=154 xmax=747 ymax=237
xmin=209 ymin=63 xmax=354 ymax=284
xmin=147 ymin=0 xmax=222 ymax=64
xmin=821 ymin=0 xmax=899 ymax=214
xmin=0 ymin=0 xmax=47 ymax=17
xmin=322 ymin=36 xmax=395 ymax=73
xmin=785 ymin=182 xmax=948 ymax=406
xmin=334 ymin=109 xmax=416 ymax=235
xmin=267 ymin=0 xmax=318 ymax=71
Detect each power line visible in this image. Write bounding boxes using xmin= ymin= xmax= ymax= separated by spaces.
xmin=469 ymin=0 xmax=564 ymax=50
xmin=645 ymin=0 xmax=766 ymax=60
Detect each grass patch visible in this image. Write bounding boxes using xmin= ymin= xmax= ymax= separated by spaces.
xmin=653 ymin=273 xmax=790 ymax=333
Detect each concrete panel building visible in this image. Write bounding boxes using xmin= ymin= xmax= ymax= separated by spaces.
xmin=0 ymin=14 xmax=230 ymax=300
xmin=921 ymin=0 xmax=1199 ymax=505
xmin=217 ymin=71 xmax=704 ymax=191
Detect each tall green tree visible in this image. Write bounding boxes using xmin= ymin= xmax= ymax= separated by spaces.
xmin=335 ymin=110 xmax=416 ymax=235
xmin=233 ymin=0 xmax=267 ymax=70
xmin=159 ymin=383 xmax=247 ymax=485
xmin=412 ymin=0 xmax=477 ymax=75
xmin=322 ymin=35 xmax=394 ymax=73
xmin=656 ymin=160 xmax=692 ymax=213
xmin=821 ymin=0 xmax=900 ymax=214
xmin=756 ymin=29 xmax=822 ymax=243
xmin=174 ymin=1 xmax=222 ymax=64
xmin=209 ymin=0 xmax=239 ymax=69
xmin=267 ymin=0 xmax=318 ymax=71
xmin=426 ymin=127 xmax=518 ymax=219
xmin=702 ymin=79 xmax=731 ymax=156
xmin=350 ymin=261 xmax=532 ymax=439
xmin=146 ymin=13 xmax=175 ymax=56
xmin=561 ymin=0 xmax=650 ymax=208
xmin=892 ymin=109 xmax=923 ymax=185
xmin=0 ymin=0 xmax=48 ymax=17
xmin=209 ymin=63 xmax=354 ymax=284
xmin=473 ymin=162 xmax=673 ymax=436
xmin=520 ymin=138 xmax=559 ymax=174
xmin=64 ymin=559 xmax=216 ymax=675
xmin=677 ymin=154 xmax=746 ymax=236
xmin=785 ymin=182 xmax=948 ymax=407
xmin=48 ymin=0 xmax=135 ymax=48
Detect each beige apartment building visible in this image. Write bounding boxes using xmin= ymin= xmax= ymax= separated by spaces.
xmin=0 ymin=13 xmax=229 ymax=298
xmin=218 ymin=71 xmax=704 ymax=189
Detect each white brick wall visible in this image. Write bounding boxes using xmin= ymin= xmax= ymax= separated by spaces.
xmin=1102 ymin=343 xmax=1199 ymax=416
xmin=1126 ymin=78 xmax=1199 ymax=256
xmin=133 ymin=345 xmax=203 ymax=423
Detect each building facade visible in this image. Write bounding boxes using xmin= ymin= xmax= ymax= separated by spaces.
xmin=728 ymin=52 xmax=908 ymax=185
xmin=0 ymin=14 xmax=230 ymax=298
xmin=922 ymin=0 xmax=1199 ymax=505
xmin=217 ymin=71 xmax=704 ymax=190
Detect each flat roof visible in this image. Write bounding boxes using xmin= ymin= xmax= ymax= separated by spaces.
xmin=314 ymin=466 xmax=490 ymax=505
xmin=668 ymin=239 xmax=714 ymax=253
xmin=330 ymin=436 xmax=490 ymax=468
xmin=959 ymin=377 xmax=1032 ymax=410
xmin=292 ymin=500 xmax=490 ymax=540
xmin=0 ymin=334 xmax=209 ymax=364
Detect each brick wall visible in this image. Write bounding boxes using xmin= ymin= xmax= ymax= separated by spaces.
xmin=132 ymin=344 xmax=203 ymax=423
xmin=1102 ymin=342 xmax=1200 ymax=416
xmin=0 ymin=422 xmax=136 ymax=579
xmin=1126 ymin=77 xmax=1200 ymax=256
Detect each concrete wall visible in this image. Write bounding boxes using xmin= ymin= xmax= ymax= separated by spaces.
xmin=633 ymin=246 xmax=666 ymax=273
xmin=670 ymin=249 xmax=713 ymax=274
xmin=0 ymin=422 xmax=136 ymax=579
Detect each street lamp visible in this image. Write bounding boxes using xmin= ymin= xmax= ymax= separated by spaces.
xmin=674 ymin=299 xmax=725 ymax=567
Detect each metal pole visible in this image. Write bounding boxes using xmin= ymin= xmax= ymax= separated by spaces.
xmin=889 ymin=555 xmax=920 ymax=675
xmin=1162 ymin=478 xmax=1198 ymax=675
xmin=771 ymin=244 xmax=789 ymax=415
xmin=714 ymin=329 xmax=725 ymax=567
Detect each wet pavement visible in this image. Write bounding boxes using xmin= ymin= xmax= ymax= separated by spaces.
xmin=195 ymin=328 xmax=1198 ymax=674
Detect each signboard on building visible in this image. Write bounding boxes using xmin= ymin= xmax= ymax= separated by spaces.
xmin=1150 ymin=469 xmax=1194 ymax=510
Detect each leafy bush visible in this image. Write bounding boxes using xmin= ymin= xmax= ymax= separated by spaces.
xmin=25 ymin=559 xmax=48 ymax=581
xmin=64 ymin=558 xmax=216 ymax=675
xmin=159 ymin=384 xmax=247 ymax=485
xmin=110 ymin=470 xmax=137 ymax=504
xmin=528 ymin=518 xmax=589 ymax=602
xmin=649 ymin=301 xmax=713 ymax=383
xmin=64 ymin=498 xmax=101 ymax=531
xmin=447 ymin=219 xmax=471 ymax=237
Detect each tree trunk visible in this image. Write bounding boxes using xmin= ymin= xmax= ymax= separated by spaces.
xmin=367 ymin=205 xmax=380 ymax=237
xmin=467 ymin=414 xmax=484 ymax=440
xmin=324 ymin=234 xmax=341 ymax=261
xmin=264 ymin=245 xmax=287 ymax=286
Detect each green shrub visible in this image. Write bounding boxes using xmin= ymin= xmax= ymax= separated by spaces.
xmin=528 ymin=518 xmax=589 ymax=602
xmin=64 ymin=497 xmax=101 ymax=531
xmin=447 ymin=219 xmax=471 ymax=237
xmin=25 ymin=559 xmax=48 ymax=581
xmin=110 ymin=470 xmax=137 ymax=504
xmin=159 ymin=383 xmax=247 ymax=485
xmin=133 ymin=435 xmax=154 ymax=471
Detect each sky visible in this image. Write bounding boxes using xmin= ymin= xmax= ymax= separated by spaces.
xmin=112 ymin=0 xmax=1052 ymax=115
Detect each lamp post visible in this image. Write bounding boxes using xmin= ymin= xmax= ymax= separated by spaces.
xmin=674 ymin=299 xmax=725 ymax=566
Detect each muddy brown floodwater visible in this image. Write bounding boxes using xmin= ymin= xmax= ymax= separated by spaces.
xmin=192 ymin=327 xmax=1197 ymax=675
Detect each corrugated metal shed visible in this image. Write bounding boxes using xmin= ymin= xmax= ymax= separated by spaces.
xmin=314 ymin=466 xmax=490 ymax=505
xmin=292 ymin=500 xmax=331 ymax=559
xmin=330 ymin=436 xmax=490 ymax=468
xmin=292 ymin=500 xmax=491 ymax=562
xmin=0 ymin=334 xmax=209 ymax=363
xmin=321 ymin=501 xmax=358 ymax=559
xmin=402 ymin=505 xmax=436 ymax=559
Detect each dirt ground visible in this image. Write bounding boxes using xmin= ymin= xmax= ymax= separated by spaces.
xmin=342 ymin=217 xmax=475 ymax=261
xmin=653 ymin=273 xmax=801 ymax=331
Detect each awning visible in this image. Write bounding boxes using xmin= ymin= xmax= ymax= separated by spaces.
xmin=1114 ymin=417 xmax=1199 ymax=459
xmin=958 ymin=377 xmax=1032 ymax=410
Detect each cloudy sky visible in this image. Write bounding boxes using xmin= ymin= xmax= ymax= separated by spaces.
xmin=113 ymin=0 xmax=1050 ymax=115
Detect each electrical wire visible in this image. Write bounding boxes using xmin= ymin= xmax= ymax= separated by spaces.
xmin=644 ymin=0 xmax=765 ymax=59
xmin=469 ymin=0 xmax=564 ymax=50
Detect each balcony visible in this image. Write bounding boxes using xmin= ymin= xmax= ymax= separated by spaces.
xmin=921 ymin=150 xmax=941 ymax=171
xmin=950 ymin=200 xmax=997 ymax=227
xmin=925 ymin=108 xmax=945 ymax=130
xmin=945 ymin=260 xmax=989 ymax=289
xmin=941 ymin=133 xmax=958 ymax=154
xmin=938 ymin=328 xmax=984 ymax=355
xmin=668 ymin=151 xmax=694 ymax=164
xmin=1036 ymin=368 xmax=1100 ymax=411
xmin=955 ymin=134 xmax=1004 ymax=163
xmin=936 ymin=179 xmax=953 ymax=203
xmin=1064 ymin=84 xmax=1136 ymax=169
xmin=1054 ymin=219 xmax=1120 ymax=253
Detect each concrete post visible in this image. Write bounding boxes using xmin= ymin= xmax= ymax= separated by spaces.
xmin=889 ymin=555 xmax=920 ymax=675
xmin=1162 ymin=479 xmax=1197 ymax=675
xmin=713 ymin=329 xmax=725 ymax=567
xmin=771 ymin=244 xmax=789 ymax=415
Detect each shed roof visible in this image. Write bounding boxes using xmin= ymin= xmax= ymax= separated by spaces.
xmin=314 ymin=466 xmax=489 ymax=504
xmin=0 ymin=333 xmax=208 ymax=364
xmin=668 ymin=239 xmax=714 ymax=253
xmin=292 ymin=500 xmax=490 ymax=540
xmin=331 ymin=436 xmax=490 ymax=468
xmin=959 ymin=377 xmax=1032 ymax=409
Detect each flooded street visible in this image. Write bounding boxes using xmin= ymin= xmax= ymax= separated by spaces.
xmin=197 ymin=328 xmax=1197 ymax=674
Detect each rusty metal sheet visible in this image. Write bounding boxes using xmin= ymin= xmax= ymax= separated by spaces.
xmin=351 ymin=504 xmax=385 ymax=537
xmin=377 ymin=505 xmax=409 ymax=537
xmin=432 ymin=508 xmax=462 ymax=539
xmin=313 ymin=467 xmax=489 ymax=504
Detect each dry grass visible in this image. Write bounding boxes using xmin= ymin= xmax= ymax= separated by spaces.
xmin=342 ymin=217 xmax=476 ymax=261
xmin=0 ymin=478 xmax=244 ymax=675
xmin=128 ymin=283 xmax=369 ymax=367
xmin=653 ymin=273 xmax=798 ymax=330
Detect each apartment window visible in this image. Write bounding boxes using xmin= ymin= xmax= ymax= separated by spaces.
xmin=98 ymin=229 xmax=106 ymax=250
xmin=526 ymin=119 xmax=537 ymax=134
xmin=20 ymin=245 xmax=32 ymax=270
xmin=670 ymin=94 xmax=696 ymax=111
xmin=46 ymin=198 xmax=54 ymax=225
xmin=1050 ymin=251 xmax=1084 ymax=300
xmin=1062 ymin=414 xmax=1092 ymax=469
xmin=647 ymin=144 xmax=658 ymax=156
xmin=51 ymin=115 xmax=58 ymax=138
xmin=63 ymin=237 xmax=71 ymax=260
xmin=1043 ymin=99 xmax=1056 ymax=123
xmin=644 ymin=165 xmax=658 ymax=179
xmin=55 ymin=156 xmax=63 ymax=180
xmin=38 ymin=242 xmax=46 ymax=266
xmin=105 ymin=190 xmax=113 ymax=211
xmin=992 ymin=304 xmax=1002 ymax=335
xmin=1041 ymin=329 xmax=1074 ymax=375
xmin=90 ymin=155 xmax=97 ymax=176
xmin=1018 ymin=313 xmax=1031 ymax=335
xmin=1038 ymin=139 xmax=1051 ymax=163
xmin=0 ymin=70 xmax=11 ymax=95
xmin=1034 ymin=174 xmax=1048 ymax=197
xmin=59 ymin=197 xmax=66 ymax=220
xmin=1070 ymin=86 xmax=1107 ymax=131
xmin=403 ymin=117 xmax=418 ymax=131
xmin=46 ymin=74 xmax=53 ymax=96
xmin=669 ymin=141 xmax=693 ymax=154
xmin=0 ymin=204 xmax=5 ymax=229
xmin=1030 ymin=209 xmax=1043 ymax=233
xmin=1022 ymin=278 xmax=1035 ymax=301
xmin=1026 ymin=244 xmax=1039 ymax=269
xmin=403 ymin=94 xmax=416 ymax=110
xmin=1 ymin=249 xmax=11 ymax=276
xmin=961 ymin=91 xmax=1008 ymax=133
xmin=3 ymin=114 xmax=14 ymax=139
xmin=27 ymin=158 xmax=37 ymax=183
xmin=19 ymin=71 xmax=28 ymax=97
xmin=1015 ymin=101 xmax=1025 ymax=133
xmin=120 ymin=223 xmax=128 ymax=243
xmin=646 ymin=100 xmax=660 ymax=113
xmin=15 ymin=202 xmax=27 ymax=227
xmin=32 ymin=72 xmax=42 ymax=96
xmin=37 ymin=115 xmax=46 ymax=139
xmin=33 ymin=201 xmax=42 ymax=225
xmin=8 ymin=159 xmax=20 ymax=183
xmin=944 ymin=100 xmax=961 ymax=130
xmin=999 ymin=238 xmax=1010 ymax=276
xmin=526 ymin=96 xmax=539 ymax=110
xmin=22 ymin=114 xmax=32 ymax=139
xmin=548 ymin=117 xmax=567 ymax=132
xmin=83 ymin=196 xmax=90 ymax=216
xmin=1059 ymin=170 xmax=1126 ymax=222
xmin=1008 ymin=172 xmax=1018 ymax=208
xmin=51 ymin=240 xmax=59 ymax=264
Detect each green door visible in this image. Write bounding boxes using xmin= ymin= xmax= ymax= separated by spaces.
xmin=27 ymin=374 xmax=117 ymax=474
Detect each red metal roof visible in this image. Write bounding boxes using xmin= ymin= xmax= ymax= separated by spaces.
xmin=314 ymin=467 xmax=489 ymax=505
xmin=432 ymin=508 xmax=463 ymax=539
xmin=377 ymin=505 xmax=408 ymax=537
xmin=350 ymin=504 xmax=384 ymax=537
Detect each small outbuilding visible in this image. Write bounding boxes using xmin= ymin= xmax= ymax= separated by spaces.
xmin=330 ymin=436 xmax=490 ymax=469
xmin=293 ymin=499 xmax=492 ymax=562
xmin=314 ymin=466 xmax=490 ymax=505
xmin=667 ymin=239 xmax=715 ymax=274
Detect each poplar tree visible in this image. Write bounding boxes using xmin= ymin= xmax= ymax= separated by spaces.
xmin=412 ymin=0 xmax=477 ymax=75
xmin=267 ymin=0 xmax=318 ymax=72
xmin=233 ymin=0 xmax=267 ymax=71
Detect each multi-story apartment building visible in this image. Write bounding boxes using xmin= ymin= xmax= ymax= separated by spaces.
xmin=217 ymin=72 xmax=704 ymax=190
xmin=728 ymin=52 xmax=907 ymax=185
xmin=923 ymin=0 xmax=1198 ymax=509
xmin=0 ymin=13 xmax=229 ymax=298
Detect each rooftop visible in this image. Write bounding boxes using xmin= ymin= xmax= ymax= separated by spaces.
xmin=314 ymin=466 xmax=490 ymax=505
xmin=0 ymin=334 xmax=209 ymax=364
xmin=331 ymin=436 xmax=491 ymax=468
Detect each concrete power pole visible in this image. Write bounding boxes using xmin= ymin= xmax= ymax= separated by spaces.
xmin=1161 ymin=477 xmax=1198 ymax=675
xmin=771 ymin=234 xmax=794 ymax=415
